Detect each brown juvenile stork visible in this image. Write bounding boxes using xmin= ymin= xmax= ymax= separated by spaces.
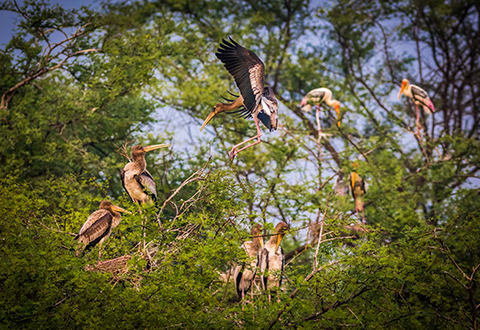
xmin=349 ymin=164 xmax=367 ymax=224
xmin=75 ymin=200 xmax=130 ymax=258
xmin=398 ymin=79 xmax=435 ymax=135
xmin=120 ymin=144 xmax=170 ymax=205
xmin=200 ymin=37 xmax=278 ymax=159
xmin=233 ymin=223 xmax=263 ymax=306
xmin=260 ymin=221 xmax=290 ymax=303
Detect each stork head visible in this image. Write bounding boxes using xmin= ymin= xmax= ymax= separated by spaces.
xmin=200 ymin=105 xmax=220 ymax=132
xmin=274 ymin=221 xmax=290 ymax=254
xmin=398 ymin=79 xmax=409 ymax=99
xmin=132 ymin=144 xmax=170 ymax=159
xmin=251 ymin=223 xmax=263 ymax=248
xmin=300 ymin=95 xmax=309 ymax=107
xmin=99 ymin=200 xmax=131 ymax=214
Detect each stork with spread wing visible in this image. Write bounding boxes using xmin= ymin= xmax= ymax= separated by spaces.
xmin=200 ymin=37 xmax=278 ymax=159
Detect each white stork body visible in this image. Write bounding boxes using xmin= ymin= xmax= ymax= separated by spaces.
xmin=300 ymin=87 xmax=341 ymax=126
xmin=398 ymin=79 xmax=435 ymax=114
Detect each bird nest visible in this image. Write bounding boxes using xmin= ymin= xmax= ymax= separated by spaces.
xmin=85 ymin=255 xmax=132 ymax=274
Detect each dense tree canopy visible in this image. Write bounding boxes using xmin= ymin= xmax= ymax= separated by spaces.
xmin=0 ymin=0 xmax=479 ymax=328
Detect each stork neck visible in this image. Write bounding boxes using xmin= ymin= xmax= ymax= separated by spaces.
xmin=252 ymin=234 xmax=262 ymax=250
xmin=324 ymin=95 xmax=335 ymax=107
xmin=216 ymin=96 xmax=244 ymax=114
xmin=111 ymin=213 xmax=122 ymax=228
xmin=132 ymin=155 xmax=147 ymax=172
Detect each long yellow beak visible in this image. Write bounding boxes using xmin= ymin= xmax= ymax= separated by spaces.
xmin=112 ymin=205 xmax=132 ymax=214
xmin=335 ymin=104 xmax=341 ymax=127
xmin=274 ymin=234 xmax=284 ymax=254
xmin=259 ymin=236 xmax=264 ymax=249
xmin=200 ymin=111 xmax=217 ymax=132
xmin=398 ymin=81 xmax=406 ymax=99
xmin=143 ymin=144 xmax=170 ymax=152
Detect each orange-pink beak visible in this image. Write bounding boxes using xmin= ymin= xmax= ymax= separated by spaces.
xmin=335 ymin=103 xmax=341 ymax=127
xmin=398 ymin=81 xmax=407 ymax=99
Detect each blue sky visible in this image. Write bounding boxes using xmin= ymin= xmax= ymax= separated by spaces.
xmin=0 ymin=0 xmax=98 ymax=46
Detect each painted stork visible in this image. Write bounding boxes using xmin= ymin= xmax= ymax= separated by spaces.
xmin=120 ymin=144 xmax=170 ymax=205
xmin=199 ymin=37 xmax=278 ymax=159
xmin=75 ymin=200 xmax=130 ymax=258
xmin=300 ymin=88 xmax=341 ymax=140
xmin=260 ymin=221 xmax=289 ymax=302
xmin=398 ymin=79 xmax=435 ymax=134
xmin=233 ymin=223 xmax=263 ymax=305
xmin=349 ymin=164 xmax=366 ymax=224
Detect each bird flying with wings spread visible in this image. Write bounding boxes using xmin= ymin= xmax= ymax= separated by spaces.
xmin=200 ymin=37 xmax=278 ymax=159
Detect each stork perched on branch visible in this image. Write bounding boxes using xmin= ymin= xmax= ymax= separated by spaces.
xmin=260 ymin=222 xmax=289 ymax=303
xmin=398 ymin=79 xmax=435 ymax=135
xmin=75 ymin=200 xmax=130 ymax=258
xmin=120 ymin=144 xmax=170 ymax=205
xmin=233 ymin=223 xmax=263 ymax=307
xmin=349 ymin=164 xmax=366 ymax=224
xmin=300 ymin=88 xmax=341 ymax=142
xmin=200 ymin=37 xmax=278 ymax=159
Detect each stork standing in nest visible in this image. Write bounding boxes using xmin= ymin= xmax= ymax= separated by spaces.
xmin=75 ymin=200 xmax=130 ymax=259
xmin=200 ymin=37 xmax=278 ymax=159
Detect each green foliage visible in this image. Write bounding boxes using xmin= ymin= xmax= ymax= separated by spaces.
xmin=1 ymin=0 xmax=479 ymax=328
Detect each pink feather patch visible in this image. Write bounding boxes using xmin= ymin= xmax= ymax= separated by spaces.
xmin=428 ymin=99 xmax=435 ymax=112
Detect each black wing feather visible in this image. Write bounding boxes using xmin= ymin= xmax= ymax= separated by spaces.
xmin=257 ymin=112 xmax=272 ymax=130
xmin=134 ymin=170 xmax=157 ymax=201
xmin=235 ymin=266 xmax=243 ymax=298
xmin=216 ymin=37 xmax=265 ymax=116
xmin=411 ymin=86 xmax=429 ymax=107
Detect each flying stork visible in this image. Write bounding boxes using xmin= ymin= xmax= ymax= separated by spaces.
xmin=75 ymin=200 xmax=130 ymax=258
xmin=398 ymin=79 xmax=435 ymax=135
xmin=120 ymin=144 xmax=170 ymax=205
xmin=200 ymin=37 xmax=278 ymax=159
xmin=260 ymin=221 xmax=289 ymax=303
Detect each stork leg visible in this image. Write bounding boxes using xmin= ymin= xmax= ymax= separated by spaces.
xmin=229 ymin=116 xmax=263 ymax=159
xmin=241 ymin=276 xmax=245 ymax=311
xmin=316 ymin=104 xmax=331 ymax=144
xmin=355 ymin=200 xmax=360 ymax=221
xmin=98 ymin=242 xmax=103 ymax=260
xmin=416 ymin=104 xmax=420 ymax=136
xmin=362 ymin=202 xmax=365 ymax=224
xmin=277 ymin=281 xmax=280 ymax=303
